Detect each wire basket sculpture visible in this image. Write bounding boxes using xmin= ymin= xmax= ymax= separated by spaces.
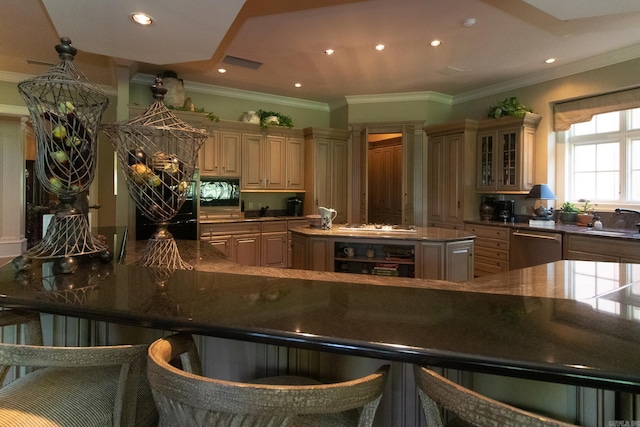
xmin=17 ymin=37 xmax=110 ymax=267
xmin=102 ymin=77 xmax=206 ymax=270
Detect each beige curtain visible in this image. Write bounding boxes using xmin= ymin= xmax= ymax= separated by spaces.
xmin=553 ymin=87 xmax=640 ymax=131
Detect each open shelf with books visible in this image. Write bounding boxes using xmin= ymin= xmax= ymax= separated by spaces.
xmin=333 ymin=242 xmax=415 ymax=277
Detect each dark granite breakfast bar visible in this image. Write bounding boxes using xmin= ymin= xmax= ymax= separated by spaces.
xmin=1 ymin=235 xmax=640 ymax=395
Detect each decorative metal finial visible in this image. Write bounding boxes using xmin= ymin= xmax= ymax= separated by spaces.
xmin=151 ymin=76 xmax=167 ymax=100
xmin=55 ymin=37 xmax=77 ymax=61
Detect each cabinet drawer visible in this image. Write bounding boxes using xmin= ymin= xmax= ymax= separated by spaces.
xmin=565 ymin=234 xmax=640 ymax=260
xmin=465 ymin=224 xmax=510 ymax=240
xmin=475 ymin=246 xmax=509 ymax=261
xmin=474 ymin=237 xmax=509 ymax=251
xmin=261 ymin=221 xmax=288 ymax=233
xmin=474 ymin=255 xmax=509 ymax=275
xmin=203 ymin=222 xmax=261 ymax=236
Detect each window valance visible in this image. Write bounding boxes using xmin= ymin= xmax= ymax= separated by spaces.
xmin=553 ymin=87 xmax=640 ymax=131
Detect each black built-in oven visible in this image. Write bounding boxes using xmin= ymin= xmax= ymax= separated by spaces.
xmin=135 ymin=179 xmax=198 ymax=240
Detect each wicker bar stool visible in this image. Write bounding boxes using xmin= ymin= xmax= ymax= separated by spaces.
xmin=0 ymin=310 xmax=157 ymax=426
xmin=413 ymin=365 xmax=578 ymax=427
xmin=147 ymin=333 xmax=390 ymax=426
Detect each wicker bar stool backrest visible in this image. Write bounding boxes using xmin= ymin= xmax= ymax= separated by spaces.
xmin=147 ymin=333 xmax=390 ymax=427
xmin=0 ymin=310 xmax=157 ymax=426
xmin=413 ymin=365 xmax=579 ymax=427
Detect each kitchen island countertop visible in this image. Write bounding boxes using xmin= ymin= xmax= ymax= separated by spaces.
xmin=2 ymin=235 xmax=640 ymax=393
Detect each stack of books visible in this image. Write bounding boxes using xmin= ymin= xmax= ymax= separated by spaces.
xmin=372 ymin=263 xmax=399 ymax=276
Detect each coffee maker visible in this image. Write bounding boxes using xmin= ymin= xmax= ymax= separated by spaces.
xmin=495 ymin=200 xmax=515 ymax=223
xmin=287 ymin=196 xmax=303 ymax=216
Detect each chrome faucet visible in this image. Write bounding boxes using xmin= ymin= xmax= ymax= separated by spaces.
xmin=615 ymin=208 xmax=640 ymax=233
xmin=615 ymin=208 xmax=640 ymax=216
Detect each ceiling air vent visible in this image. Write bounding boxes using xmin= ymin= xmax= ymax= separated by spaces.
xmin=222 ymin=55 xmax=263 ymax=70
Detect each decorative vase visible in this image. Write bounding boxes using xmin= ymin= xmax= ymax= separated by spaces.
xmin=479 ymin=197 xmax=496 ymax=221
xmin=242 ymin=111 xmax=260 ymax=124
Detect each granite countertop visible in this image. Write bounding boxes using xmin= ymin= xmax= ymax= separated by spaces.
xmin=465 ymin=219 xmax=640 ymax=240
xmin=290 ymin=225 xmax=476 ymax=242
xmin=3 ymin=232 xmax=640 ymax=393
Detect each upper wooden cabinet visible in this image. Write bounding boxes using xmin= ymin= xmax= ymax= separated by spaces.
xmin=303 ymin=127 xmax=350 ymax=223
xmin=199 ymin=131 xmax=242 ymax=177
xmin=475 ymin=113 xmax=542 ymax=193
xmin=424 ymin=120 xmax=478 ymax=230
xmin=241 ymin=132 xmax=304 ymax=191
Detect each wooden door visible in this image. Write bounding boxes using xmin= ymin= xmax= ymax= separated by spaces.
xmin=261 ymin=232 xmax=287 ymax=268
xmin=234 ymin=234 xmax=260 ymax=266
xmin=265 ymin=135 xmax=286 ymax=189
xmin=199 ymin=132 xmax=219 ymax=176
xmin=241 ymin=134 xmax=263 ymax=189
xmin=331 ymin=140 xmax=348 ymax=224
xmin=286 ymin=137 xmax=305 ymax=190
xmin=219 ymin=131 xmax=241 ymax=177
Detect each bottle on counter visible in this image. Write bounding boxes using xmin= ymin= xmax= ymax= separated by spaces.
xmin=592 ymin=213 xmax=603 ymax=230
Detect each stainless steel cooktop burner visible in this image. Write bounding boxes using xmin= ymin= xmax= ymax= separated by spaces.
xmin=338 ymin=224 xmax=416 ymax=232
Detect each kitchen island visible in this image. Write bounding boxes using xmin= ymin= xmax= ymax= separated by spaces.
xmin=2 ymin=235 xmax=640 ymax=425
xmin=290 ymin=225 xmax=475 ymax=281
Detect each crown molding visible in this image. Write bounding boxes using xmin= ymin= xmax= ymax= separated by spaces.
xmin=130 ymin=73 xmax=329 ymax=112
xmin=453 ymin=43 xmax=640 ymax=104
xmin=0 ymin=70 xmax=118 ymax=97
xmin=344 ymin=91 xmax=452 ymax=105
xmin=0 ymin=103 xmax=28 ymax=116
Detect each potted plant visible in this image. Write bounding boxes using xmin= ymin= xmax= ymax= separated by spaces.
xmin=576 ymin=199 xmax=596 ymax=226
xmin=257 ymin=109 xmax=294 ymax=130
xmin=558 ymin=201 xmax=579 ymax=224
xmin=487 ymin=97 xmax=533 ymax=119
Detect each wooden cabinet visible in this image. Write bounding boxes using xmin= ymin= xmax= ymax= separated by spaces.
xmin=564 ymin=234 xmax=640 ymax=263
xmin=464 ymin=223 xmax=510 ymax=277
xmin=476 ymin=113 xmax=541 ymax=193
xmin=287 ymin=219 xmax=307 ymax=267
xmin=424 ymin=120 xmax=478 ymax=230
xmin=304 ymin=128 xmax=350 ymax=223
xmin=200 ymin=222 xmax=261 ymax=266
xmin=261 ymin=221 xmax=288 ymax=268
xmin=368 ymin=142 xmax=402 ymax=224
xmin=286 ymin=137 xmax=305 ymax=190
xmin=242 ymin=133 xmax=304 ymax=191
xmin=199 ymin=131 xmax=242 ymax=177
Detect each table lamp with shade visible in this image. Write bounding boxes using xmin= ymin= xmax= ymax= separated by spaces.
xmin=527 ymin=184 xmax=556 ymax=219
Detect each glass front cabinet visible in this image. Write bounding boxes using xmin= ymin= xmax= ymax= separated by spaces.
xmin=475 ymin=113 xmax=542 ymax=193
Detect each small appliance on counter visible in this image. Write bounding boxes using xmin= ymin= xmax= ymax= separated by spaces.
xmin=495 ymin=200 xmax=515 ymax=223
xmin=287 ymin=197 xmax=303 ymax=216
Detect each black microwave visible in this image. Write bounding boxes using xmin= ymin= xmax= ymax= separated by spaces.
xmin=199 ymin=178 xmax=240 ymax=207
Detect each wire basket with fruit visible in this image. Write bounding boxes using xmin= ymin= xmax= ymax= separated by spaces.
xmin=102 ymin=77 xmax=207 ymax=270
xmin=16 ymin=37 xmax=110 ymax=266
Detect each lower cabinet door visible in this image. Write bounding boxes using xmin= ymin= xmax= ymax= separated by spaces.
xmin=234 ymin=234 xmax=261 ymax=266
xmin=261 ymin=232 xmax=287 ymax=268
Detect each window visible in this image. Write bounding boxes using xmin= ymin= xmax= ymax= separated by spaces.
xmin=565 ymin=108 xmax=640 ymax=206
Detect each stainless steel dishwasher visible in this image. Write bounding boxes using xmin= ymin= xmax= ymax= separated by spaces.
xmin=510 ymin=228 xmax=563 ymax=270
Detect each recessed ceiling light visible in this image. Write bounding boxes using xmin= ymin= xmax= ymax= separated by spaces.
xmin=325 ymin=49 xmax=335 ymax=55
xmin=218 ymin=68 xmax=227 ymax=74
xmin=430 ymin=40 xmax=442 ymax=47
xmin=375 ymin=44 xmax=385 ymax=51
xmin=545 ymin=58 xmax=557 ymax=64
xmin=294 ymin=83 xmax=302 ymax=88
xmin=130 ymin=13 xmax=154 ymax=26
xmin=462 ymin=18 xmax=476 ymax=28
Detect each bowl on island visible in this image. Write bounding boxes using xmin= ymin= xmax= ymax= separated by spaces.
xmin=306 ymin=214 xmax=322 ymax=228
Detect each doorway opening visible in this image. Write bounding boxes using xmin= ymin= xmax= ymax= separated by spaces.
xmin=368 ymin=133 xmax=402 ymax=224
